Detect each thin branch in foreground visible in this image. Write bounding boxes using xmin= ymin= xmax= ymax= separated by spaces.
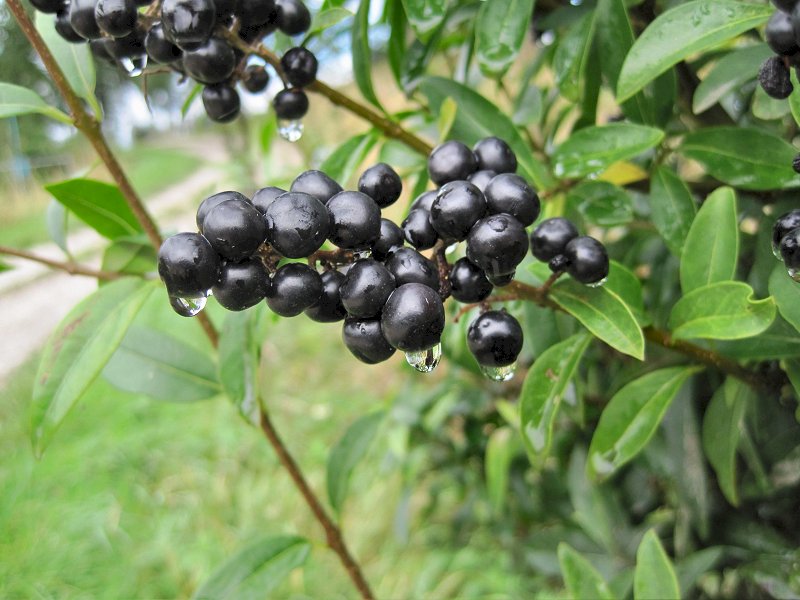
xmin=0 ymin=245 xmax=122 ymax=281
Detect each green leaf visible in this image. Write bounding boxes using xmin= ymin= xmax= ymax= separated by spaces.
xmin=192 ymin=536 xmax=310 ymax=600
xmin=616 ymin=1 xmax=773 ymax=102
xmin=790 ymin=69 xmax=800 ymax=126
xmin=668 ymin=281 xmax=776 ymax=341
xmin=588 ymin=366 xmax=702 ymax=481
xmin=680 ymin=186 xmax=738 ymax=293
xmin=420 ymin=76 xmax=555 ymax=190
xmin=401 ymin=0 xmax=446 ymax=39
xmin=0 ymin=83 xmax=71 ymax=123
xmin=679 ymin=127 xmax=800 ymax=191
xmin=436 ymin=97 xmax=457 ymax=141
xmin=553 ymin=11 xmax=597 ymax=103
xmin=768 ymin=264 xmax=800 ymax=334
xmin=45 ymin=200 xmax=70 ymax=256
xmin=36 ymin=12 xmax=101 ymax=118
xmin=605 ymin=261 xmax=649 ymax=326
xmin=475 ymin=0 xmax=534 ymax=77
xmin=520 ymin=333 xmax=592 ymax=463
xmin=101 ymin=236 xmax=157 ymax=279
xmin=552 ymin=123 xmax=664 ymax=179
xmin=649 ymin=167 xmax=697 ymax=257
xmin=634 ymin=530 xmax=680 ymax=600
xmin=31 ymin=279 xmax=155 ymax=455
xmin=702 ymin=378 xmax=753 ymax=506
xmin=219 ymin=310 xmax=261 ymax=426
xmin=181 ymin=84 xmax=202 ymax=117
xmin=566 ymin=180 xmax=633 ymax=227
xmin=558 ymin=543 xmax=615 ymax=600
xmin=550 ymin=280 xmax=645 ymax=360
xmin=45 ymin=178 xmax=144 ymax=240
xmin=103 ymin=326 xmax=219 ymax=402
xmin=693 ymin=44 xmax=772 ymax=114
xmin=327 ymin=411 xmax=385 ymax=516
xmin=352 ymin=0 xmax=383 ymax=109
xmin=718 ymin=317 xmax=800 ymax=359
xmin=485 ymin=426 xmax=518 ymax=515
xmin=320 ymin=132 xmax=379 ymax=186
xmin=752 ymin=85 xmax=792 ymax=120
xmin=306 ymin=6 xmax=352 ymax=37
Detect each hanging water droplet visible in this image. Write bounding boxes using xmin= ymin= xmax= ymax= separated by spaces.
xmin=587 ymin=276 xmax=608 ymax=289
xmin=773 ymin=242 xmax=784 ymax=260
xmin=169 ymin=294 xmax=207 ymax=317
xmin=404 ymin=343 xmax=442 ymax=373
xmin=278 ymin=119 xmax=304 ymax=142
xmin=480 ymin=362 xmax=517 ymax=382
xmin=119 ymin=55 xmax=147 ymax=77
xmin=445 ymin=242 xmax=459 ymax=255
xmin=788 ymin=268 xmax=800 ymax=283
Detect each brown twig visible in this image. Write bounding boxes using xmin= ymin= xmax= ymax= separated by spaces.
xmin=432 ymin=240 xmax=451 ymax=299
xmin=259 ymin=410 xmax=375 ymax=600
xmin=0 ymin=245 xmax=123 ymax=281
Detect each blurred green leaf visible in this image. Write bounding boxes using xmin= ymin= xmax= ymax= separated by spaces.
xmin=45 ymin=200 xmax=70 ymax=257
xmin=752 ymin=85 xmax=792 ymax=120
xmin=219 ymin=310 xmax=261 ymax=426
xmin=0 ymin=83 xmax=71 ymax=123
xmin=634 ymin=530 xmax=680 ymax=600
xmin=485 ymin=426 xmax=518 ymax=515
xmin=192 ymin=536 xmax=310 ymax=600
xmin=401 ymin=0 xmax=446 ymax=39
xmin=387 ymin=0 xmax=406 ymax=86
xmin=649 ymin=166 xmax=697 ymax=257
xmin=718 ymin=317 xmax=800 ymax=359
xmin=768 ymin=265 xmax=800 ymax=334
xmin=320 ymin=132 xmax=379 ymax=187
xmin=306 ymin=6 xmax=352 ymax=37
xmin=101 ymin=236 xmax=156 ymax=279
xmin=182 ymin=84 xmax=202 ymax=117
xmin=588 ymin=366 xmax=702 ymax=481
xmin=693 ymin=44 xmax=771 ymax=114
xmin=475 ymin=0 xmax=534 ymax=77
xmin=352 ymin=0 xmax=383 ymax=109
xmin=617 ymin=1 xmax=772 ymax=102
xmin=558 ymin=543 xmax=615 ymax=600
xmin=553 ymin=11 xmax=596 ymax=103
xmin=436 ymin=97 xmax=457 ymax=141
xmin=566 ymin=180 xmax=633 ymax=227
xmin=260 ymin=112 xmax=278 ymax=154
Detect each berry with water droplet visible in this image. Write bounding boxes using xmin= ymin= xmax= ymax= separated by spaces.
xmin=203 ymin=199 xmax=267 ymax=262
xmin=564 ymin=236 xmax=609 ymax=285
xmin=340 ymin=259 xmax=396 ymax=318
xmin=484 ymin=173 xmax=539 ymax=226
xmin=273 ymin=88 xmax=309 ymax=120
xmin=428 ymin=141 xmax=478 ymax=186
xmin=202 ymin=84 xmax=240 ymax=122
xmin=385 ymin=247 xmax=439 ymax=289
xmin=158 ymin=232 xmax=220 ymax=297
xmin=327 ymin=191 xmax=381 ymax=250
xmin=381 ymin=283 xmax=446 ymax=352
xmin=530 ymin=217 xmax=579 ymax=262
xmin=342 ymin=317 xmax=396 ymax=364
xmin=264 ymin=191 xmax=329 ymax=258
xmin=467 ymin=310 xmax=523 ymax=368
xmin=213 ymin=258 xmax=270 ymax=311
xmin=466 ymin=213 xmax=529 ymax=278
xmin=431 ymin=181 xmax=487 ymax=241
xmin=267 ymin=263 xmax=323 ymax=316
xmin=305 ymin=270 xmax=348 ymax=322
xmin=473 ymin=136 xmax=517 ymax=174
xmin=358 ymin=163 xmax=402 ymax=208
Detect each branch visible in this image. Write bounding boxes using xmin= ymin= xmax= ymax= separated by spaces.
xmin=0 ymin=245 xmax=123 ymax=281
xmin=259 ymin=410 xmax=375 ymax=600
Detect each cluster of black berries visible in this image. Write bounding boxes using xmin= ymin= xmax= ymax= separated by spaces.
xmin=157 ymin=137 xmax=609 ymax=379
xmin=759 ymin=0 xmax=800 ymax=100
xmin=29 ymin=0 xmax=317 ymax=128
xmin=773 ymin=209 xmax=800 ymax=281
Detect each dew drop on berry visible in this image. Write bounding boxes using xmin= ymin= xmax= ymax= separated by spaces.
xmin=586 ymin=276 xmax=608 ymax=289
xmin=404 ymin=343 xmax=442 ymax=373
xmin=169 ymin=293 xmax=207 ymax=316
xmin=480 ymin=362 xmax=516 ymax=382
xmin=278 ymin=119 xmax=304 ymax=142
xmin=119 ymin=55 xmax=147 ymax=76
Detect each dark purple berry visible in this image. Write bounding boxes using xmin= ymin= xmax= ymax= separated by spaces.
xmin=487 ymin=271 xmax=515 ymax=287
xmin=449 ymin=258 xmax=493 ymax=303
xmin=203 ymin=199 xmax=267 ymax=262
xmin=305 ymin=270 xmax=347 ymax=323
xmin=236 ymin=0 xmax=275 ymax=27
xmin=780 ymin=227 xmax=800 ymax=270
xmin=30 ymin=0 xmax=65 ymax=13
xmin=402 ymin=208 xmax=438 ymax=250
xmin=430 ymin=180 xmax=487 ymax=241
xmin=381 ymin=283 xmax=446 ymax=352
xmin=484 ymin=173 xmax=539 ymax=226
xmin=342 ymin=317 xmax=395 ymax=364
xmin=384 ymin=247 xmax=439 ymax=290
xmin=548 ymin=254 xmax=570 ymax=273
xmin=467 ymin=310 xmax=523 ymax=367
xmin=69 ymin=0 xmax=103 ymax=40
xmin=372 ymin=218 xmax=405 ymax=261
xmin=281 ymin=46 xmax=317 ymax=87
xmin=145 ymin=22 xmax=182 ymax=63
xmin=94 ymin=0 xmax=137 ymax=37
xmin=55 ymin=9 xmax=85 ymax=42
xmin=158 ymin=232 xmax=221 ymax=296
xmin=264 ymin=191 xmax=329 ymax=258
xmin=273 ymin=88 xmax=309 ymax=119
xmin=196 ymin=190 xmax=250 ymax=232
xmin=327 ymin=191 xmax=381 ymax=250
xmin=427 ymin=141 xmax=478 ymax=186
xmin=466 ymin=214 xmax=529 ymax=277
xmin=358 ymin=163 xmax=402 ymax=208
xmin=202 ymin=84 xmax=240 ymax=122
xmin=212 ymin=258 xmax=270 ymax=311
xmin=339 ymin=259 xmax=396 ymax=318
xmin=242 ymin=64 xmax=270 ymax=93
xmin=290 ymin=170 xmax=343 ymax=204
xmin=183 ymin=37 xmax=236 ymax=84
xmin=266 ymin=262 xmax=323 ymax=317
xmin=759 ymin=56 xmax=793 ymax=99
xmin=410 ymin=190 xmax=437 ymax=212
xmin=775 ymin=0 xmax=799 ymax=13
xmin=468 ymin=170 xmax=497 ymax=193
xmin=767 ymin=10 xmax=798 ymax=55
xmin=275 ymin=0 xmax=311 ymax=35
xmin=473 ymin=137 xmax=517 ymax=174
xmin=530 ymin=218 xmax=579 ymax=262
xmin=793 ymin=153 xmax=800 ymax=174
xmin=774 ymin=209 xmax=800 ymax=249
xmin=564 ymin=236 xmax=609 ymax=285
xmin=161 ymin=0 xmax=216 ymax=49
xmin=251 ymin=186 xmax=286 ymax=214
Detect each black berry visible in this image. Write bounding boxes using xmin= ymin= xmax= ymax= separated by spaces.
xmin=484 ymin=173 xmax=539 ymax=226
xmin=468 ymin=170 xmax=497 ymax=193
xmin=264 ymin=191 xmax=329 ymax=258
xmin=202 ymin=198 xmax=267 ymax=262
xmin=430 ymin=180 xmax=486 ymax=241
xmin=793 ymin=153 xmax=800 ymax=174
xmin=381 ymin=283 xmax=446 ymax=352
xmin=158 ymin=232 xmax=221 ymax=297
xmin=275 ymin=0 xmax=311 ymax=35
xmin=372 ymin=218 xmax=405 ymax=261
xmin=358 ymin=163 xmax=402 ymax=208
xmin=273 ymin=89 xmax=309 ymax=119
xmin=56 ymin=9 xmax=85 ymax=42
xmin=548 ymin=254 xmax=570 ymax=274
xmin=780 ymin=227 xmax=800 ymax=269
xmin=402 ymin=208 xmax=438 ymax=250
xmin=69 ymin=0 xmax=103 ymax=40
xmin=384 ymin=247 xmax=439 ymax=290
xmin=242 ymin=64 xmax=270 ymax=93
xmin=473 ymin=137 xmax=517 ymax=174
xmin=196 ymin=190 xmax=250 ymax=232
xmin=236 ymin=0 xmax=275 ymax=26
xmin=30 ymin=0 xmax=65 ymax=13
xmin=202 ymin=84 xmax=241 ymax=122
xmin=94 ymin=0 xmax=137 ymax=37
xmin=467 ymin=310 xmax=523 ymax=367
xmin=759 ymin=56 xmax=793 ymax=99
xmin=290 ymin=170 xmax=343 ymax=204
xmin=410 ymin=190 xmax=437 ymax=212
xmin=160 ymin=0 xmax=216 ymax=49
xmin=339 ymin=259 xmax=396 ymax=318
xmin=530 ymin=218 xmax=579 ymax=262
xmin=564 ymin=236 xmax=609 ymax=285
xmin=145 ymin=23 xmax=183 ymax=63
xmin=428 ymin=141 xmax=478 ymax=186
xmin=251 ymin=186 xmax=287 ymax=214
xmin=305 ymin=270 xmax=348 ymax=323
xmin=773 ymin=209 xmax=800 ymax=249
xmin=267 ymin=263 xmax=323 ymax=317
xmin=774 ymin=0 xmax=799 ymax=12
xmin=466 ymin=214 xmax=529 ymax=277
xmin=326 ymin=191 xmax=381 ymax=250
xmin=183 ymin=37 xmax=236 ymax=84
xmin=342 ymin=318 xmax=396 ymax=364
xmin=212 ymin=258 xmax=270 ymax=311
xmin=767 ymin=10 xmax=798 ymax=55
xmin=487 ymin=271 xmax=515 ymax=287
xmin=281 ymin=47 xmax=318 ymax=87
xmin=449 ymin=258 xmax=493 ymax=303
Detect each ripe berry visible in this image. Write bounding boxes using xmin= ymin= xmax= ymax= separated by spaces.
xmin=342 ymin=317 xmax=396 ymax=364
xmin=402 ymin=208 xmax=438 ymax=250
xmin=774 ymin=0 xmax=799 ymax=12
xmin=267 ymin=263 xmax=323 ymax=317
xmin=530 ymin=218 xmax=579 ymax=262
xmin=158 ymin=232 xmax=220 ymax=296
xmin=251 ymin=186 xmax=287 ymax=214
xmin=773 ymin=209 xmax=800 ymax=250
xmin=264 ymin=191 xmax=329 ymax=258
xmin=449 ymin=258 xmax=493 ymax=303
xmin=384 ymin=247 xmax=439 ymax=290
xmin=203 ymin=199 xmax=267 ymax=262
xmin=381 ymin=283 xmax=446 ymax=352
xmin=236 ymin=0 xmax=276 ymax=27
xmin=767 ymin=10 xmax=798 ymax=55
xmin=290 ymin=170 xmax=342 ymax=204
xmin=183 ymin=37 xmax=237 ymax=84
xmin=430 ymin=181 xmax=486 ymax=241
xmin=305 ymin=270 xmax=347 ymax=323
xmin=780 ymin=226 xmax=800 ymax=269
xmin=242 ymin=65 xmax=270 ymax=93
xmin=468 ymin=170 xmax=497 ymax=193
xmin=281 ymin=47 xmax=318 ymax=87
xmin=372 ymin=218 xmax=405 ymax=261
xmin=30 ymin=0 xmax=65 ymax=13
xmin=759 ymin=56 xmax=793 ymax=99
xmin=212 ymin=258 xmax=270 ymax=311
xmin=340 ymin=259 xmax=396 ymax=318
xmin=94 ymin=0 xmax=137 ymax=37
xmin=56 ymin=9 xmax=85 ymax=42
xmin=69 ymin=0 xmax=103 ymax=40
xmin=213 ymin=0 xmax=236 ymax=21
xmin=326 ymin=191 xmax=381 ymax=250
xmin=160 ymin=0 xmax=216 ymax=49
xmin=564 ymin=236 xmax=609 ymax=285
xmin=794 ymin=153 xmax=800 ymax=174
xmin=487 ymin=271 xmax=515 ymax=287
xmin=196 ymin=190 xmax=250 ymax=232
xmin=202 ymin=84 xmax=241 ymax=122
xmin=428 ymin=141 xmax=478 ymax=186
xmin=466 ymin=214 xmax=529 ymax=277
xmin=145 ymin=23 xmax=182 ymax=63
xmin=473 ymin=137 xmax=517 ymax=174
xmin=484 ymin=173 xmax=539 ymax=226
xmin=358 ymin=163 xmax=402 ymax=208
xmin=548 ymin=254 xmax=570 ymax=274
xmin=467 ymin=310 xmax=523 ymax=367
xmin=275 ymin=0 xmax=311 ymax=35
xmin=272 ymin=88 xmax=309 ymax=119
xmin=90 ymin=38 xmax=116 ymax=61
xmin=410 ymin=190 xmax=437 ymax=212
xmin=107 ymin=28 xmax=146 ymax=59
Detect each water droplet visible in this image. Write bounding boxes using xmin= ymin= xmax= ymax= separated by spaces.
xmin=445 ymin=242 xmax=459 ymax=255
xmin=773 ymin=242 xmax=784 ymax=260
xmin=788 ymin=268 xmax=800 ymax=283
xmin=169 ymin=294 xmax=207 ymax=317
xmin=587 ymin=276 xmax=608 ymax=288
xmin=480 ymin=362 xmax=517 ymax=382
xmin=404 ymin=343 xmax=442 ymax=373
xmin=278 ymin=119 xmax=304 ymax=142
xmin=119 ymin=55 xmax=147 ymax=77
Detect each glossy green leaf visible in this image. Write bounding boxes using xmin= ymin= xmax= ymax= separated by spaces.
xmin=718 ymin=317 xmax=800 ymax=359
xmin=475 ymin=0 xmax=534 ymax=77
xmin=668 ymin=281 xmax=776 ymax=341
xmin=485 ymin=426 xmax=518 ymax=515
xmin=552 ymin=124 xmax=664 ymax=179
xmin=306 ymin=6 xmax=352 ymax=37
xmin=702 ymin=378 xmax=753 ymax=506
xmin=566 ymin=180 xmax=633 ymax=226
xmin=558 ymin=543 xmax=615 ymax=600
xmin=219 ymin=310 xmax=261 ymax=426
xmin=634 ymin=530 xmax=680 ymax=600
xmin=45 ymin=178 xmax=144 ymax=240
xmin=0 ymin=83 xmax=71 ymax=123
xmin=605 ymin=261 xmax=649 ymax=326
xmin=327 ymin=411 xmax=385 ymax=516
xmin=553 ymin=11 xmax=596 ymax=103
xmin=649 ymin=166 xmax=697 ymax=257
xmin=680 ymin=186 xmax=737 ymax=293
xmin=320 ymin=132 xmax=379 ymax=186
xmin=420 ymin=76 xmax=555 ymax=190
xmin=588 ymin=366 xmax=702 ymax=481
xmin=680 ymin=127 xmax=800 ymax=190
xmin=401 ymin=0 xmax=446 ymax=39
xmin=768 ymin=265 xmax=800 ymax=334
xmin=103 ymin=326 xmax=219 ymax=402
xmin=31 ymin=279 xmax=156 ymax=455
xmin=351 ymin=0 xmax=383 ymax=109
xmin=436 ymin=97 xmax=458 ymax=140
xmin=550 ymin=280 xmax=645 ymax=360
xmin=192 ymin=536 xmax=310 ymax=600
xmin=693 ymin=44 xmax=772 ymax=114
xmin=752 ymin=85 xmax=791 ymax=120
xmin=101 ymin=236 xmax=157 ymax=279
xmin=520 ymin=333 xmax=592 ymax=464
xmin=617 ymin=1 xmax=773 ymax=102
